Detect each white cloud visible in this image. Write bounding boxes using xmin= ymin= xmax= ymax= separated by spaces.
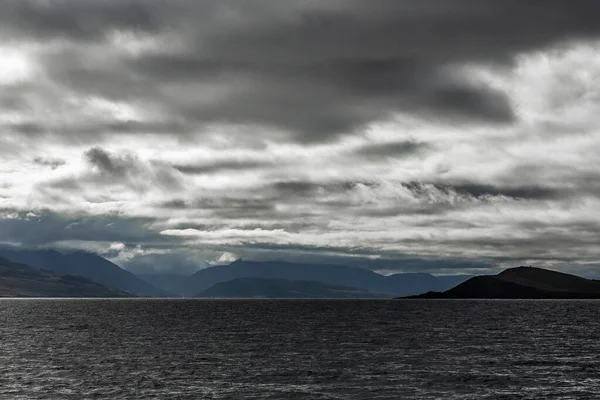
xmin=215 ymin=252 xmax=239 ymax=264
xmin=0 ymin=47 xmax=36 ymax=85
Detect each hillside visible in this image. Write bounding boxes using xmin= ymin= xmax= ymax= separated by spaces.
xmin=196 ymin=277 xmax=390 ymax=298
xmin=0 ymin=248 xmax=167 ymax=297
xmin=0 ymin=257 xmax=132 ymax=297
xmin=173 ymin=260 xmax=469 ymax=297
xmin=408 ymin=267 xmax=600 ymax=299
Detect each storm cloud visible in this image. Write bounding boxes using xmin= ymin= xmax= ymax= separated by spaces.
xmin=1 ymin=1 xmax=600 ymax=274
xmin=2 ymin=0 xmax=600 ymax=141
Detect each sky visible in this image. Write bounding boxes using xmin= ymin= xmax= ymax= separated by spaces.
xmin=1 ymin=0 xmax=600 ymax=276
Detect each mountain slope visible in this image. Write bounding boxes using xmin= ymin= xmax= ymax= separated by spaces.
xmin=408 ymin=267 xmax=600 ymax=299
xmin=196 ymin=277 xmax=390 ymax=298
xmin=0 ymin=249 xmax=167 ymax=297
xmin=174 ymin=260 xmax=469 ymax=297
xmin=0 ymin=257 xmax=132 ymax=297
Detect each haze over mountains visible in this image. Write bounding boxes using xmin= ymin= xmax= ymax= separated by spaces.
xmin=0 ymin=248 xmax=472 ymax=298
xmin=170 ymin=260 xmax=470 ymax=297
xmin=137 ymin=274 xmax=189 ymax=295
xmin=196 ymin=277 xmax=389 ymax=299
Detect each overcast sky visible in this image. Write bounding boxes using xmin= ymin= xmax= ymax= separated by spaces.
xmin=1 ymin=0 xmax=600 ymax=275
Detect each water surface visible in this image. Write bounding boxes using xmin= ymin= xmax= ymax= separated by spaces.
xmin=0 ymin=299 xmax=598 ymax=399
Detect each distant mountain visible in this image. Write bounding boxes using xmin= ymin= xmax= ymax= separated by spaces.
xmin=0 ymin=257 xmax=132 ymax=297
xmin=408 ymin=267 xmax=600 ymax=299
xmin=196 ymin=277 xmax=390 ymax=298
xmin=0 ymin=249 xmax=167 ymax=297
xmin=137 ymin=274 xmax=189 ymax=293
xmin=173 ymin=260 xmax=470 ymax=297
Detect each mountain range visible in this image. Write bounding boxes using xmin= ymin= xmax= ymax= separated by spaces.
xmin=0 ymin=248 xmax=596 ymax=299
xmin=0 ymin=248 xmax=473 ymax=298
xmin=196 ymin=277 xmax=390 ymax=299
xmin=169 ymin=260 xmax=470 ymax=297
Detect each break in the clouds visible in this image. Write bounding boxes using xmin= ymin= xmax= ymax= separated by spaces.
xmin=1 ymin=0 xmax=600 ymax=275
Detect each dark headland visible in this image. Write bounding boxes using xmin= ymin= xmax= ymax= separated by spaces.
xmin=406 ymin=266 xmax=600 ymax=299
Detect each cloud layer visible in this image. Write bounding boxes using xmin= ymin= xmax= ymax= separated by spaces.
xmin=1 ymin=1 xmax=600 ymax=275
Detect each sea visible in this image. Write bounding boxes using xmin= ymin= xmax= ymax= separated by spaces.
xmin=0 ymin=299 xmax=599 ymax=399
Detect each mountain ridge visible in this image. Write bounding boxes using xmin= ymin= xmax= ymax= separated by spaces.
xmin=407 ymin=266 xmax=600 ymax=299
xmin=196 ymin=277 xmax=390 ymax=298
xmin=173 ymin=260 xmax=471 ymax=297
xmin=0 ymin=257 xmax=133 ymax=297
xmin=0 ymin=248 xmax=167 ymax=297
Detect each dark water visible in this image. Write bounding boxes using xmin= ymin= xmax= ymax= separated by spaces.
xmin=1 ymin=299 xmax=599 ymax=399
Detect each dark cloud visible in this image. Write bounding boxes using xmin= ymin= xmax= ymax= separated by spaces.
xmin=105 ymin=121 xmax=190 ymax=135
xmin=0 ymin=210 xmax=166 ymax=247
xmin=8 ymin=122 xmax=47 ymax=136
xmin=427 ymin=84 xmax=514 ymax=123
xmin=507 ymin=165 xmax=600 ymax=199
xmin=160 ymin=199 xmax=188 ymax=209
xmin=0 ymin=0 xmax=161 ymax=41
xmin=271 ymin=181 xmax=321 ymax=197
xmin=356 ymin=141 xmax=431 ymax=159
xmin=84 ymin=147 xmax=134 ymax=177
xmin=269 ymin=180 xmax=378 ymax=200
xmin=33 ymin=157 xmax=66 ymax=169
xmin=449 ymin=183 xmax=560 ymax=201
xmin=160 ymin=197 xmax=274 ymax=212
xmin=429 ymin=232 xmax=600 ymax=261
xmin=173 ymin=159 xmax=270 ymax=175
xmin=402 ymin=181 xmax=561 ymax=201
xmin=261 ymin=179 xmax=558 ymax=219
xmin=5 ymin=120 xmax=191 ymax=140
xmin=80 ymin=147 xmax=183 ymax=192
xmin=6 ymin=0 xmax=600 ymax=142
xmin=43 ymin=178 xmax=81 ymax=191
